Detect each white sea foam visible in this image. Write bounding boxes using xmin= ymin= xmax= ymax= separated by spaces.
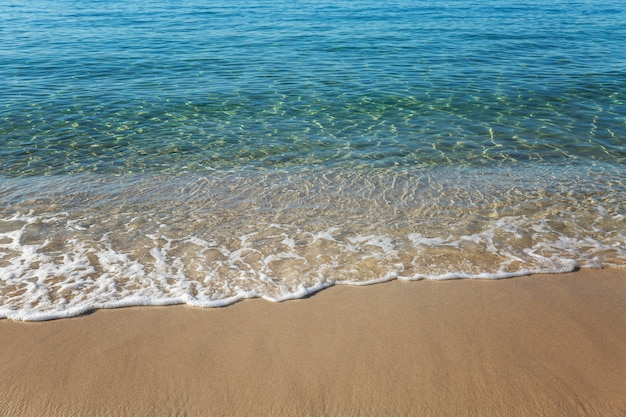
xmin=0 ymin=210 xmax=618 ymax=321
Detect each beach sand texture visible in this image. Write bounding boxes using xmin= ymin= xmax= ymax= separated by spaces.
xmin=1 ymin=268 xmax=625 ymax=417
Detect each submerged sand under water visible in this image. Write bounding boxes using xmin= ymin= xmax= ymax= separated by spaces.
xmin=1 ymin=168 xmax=625 ymax=320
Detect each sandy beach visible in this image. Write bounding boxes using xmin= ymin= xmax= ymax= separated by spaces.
xmin=1 ymin=268 xmax=625 ymax=417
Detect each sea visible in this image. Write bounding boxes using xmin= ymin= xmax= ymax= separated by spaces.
xmin=1 ymin=0 xmax=625 ymax=321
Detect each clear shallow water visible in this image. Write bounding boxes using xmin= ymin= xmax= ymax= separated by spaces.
xmin=1 ymin=0 xmax=625 ymax=320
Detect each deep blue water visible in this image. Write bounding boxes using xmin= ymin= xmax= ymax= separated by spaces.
xmin=2 ymin=0 xmax=625 ymax=175
xmin=1 ymin=0 xmax=625 ymax=320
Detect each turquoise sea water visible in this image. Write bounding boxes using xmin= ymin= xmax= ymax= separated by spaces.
xmin=1 ymin=0 xmax=625 ymax=320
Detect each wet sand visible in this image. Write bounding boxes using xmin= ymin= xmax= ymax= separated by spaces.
xmin=1 ymin=268 xmax=625 ymax=417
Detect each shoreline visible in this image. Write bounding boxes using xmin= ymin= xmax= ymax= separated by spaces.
xmin=1 ymin=268 xmax=625 ymax=416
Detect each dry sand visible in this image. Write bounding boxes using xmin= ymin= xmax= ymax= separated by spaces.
xmin=1 ymin=268 xmax=625 ymax=417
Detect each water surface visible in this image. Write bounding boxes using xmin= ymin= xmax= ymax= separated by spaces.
xmin=1 ymin=0 xmax=625 ymax=320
